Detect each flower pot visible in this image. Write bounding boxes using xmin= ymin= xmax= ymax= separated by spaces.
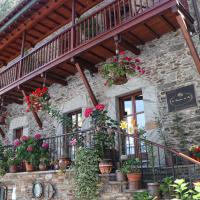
xmin=99 ymin=159 xmax=113 ymax=174
xmin=127 ymin=172 xmax=141 ymax=182
xmin=9 ymin=165 xmax=18 ymax=173
xmin=116 ymin=171 xmax=126 ymax=182
xmin=113 ymin=75 xmax=128 ymax=85
xmin=25 ymin=162 xmax=34 ymax=172
xmin=147 ymin=182 xmax=160 ymax=200
xmin=59 ymin=157 xmax=71 ymax=170
xmin=128 ymin=181 xmax=141 ymax=191
xmin=39 ymin=163 xmax=47 ymax=171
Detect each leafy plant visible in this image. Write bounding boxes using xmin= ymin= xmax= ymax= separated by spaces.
xmin=160 ymin=176 xmax=174 ymax=198
xmin=100 ymin=52 xmax=144 ymax=86
xmin=4 ymin=149 xmax=20 ymax=166
xmin=193 ymin=183 xmax=200 ymax=200
xmin=74 ymin=147 xmax=100 ymax=200
xmin=120 ymin=158 xmax=140 ymax=174
xmin=133 ymin=191 xmax=156 ymax=200
xmin=171 ymin=179 xmax=193 ymax=200
xmin=0 ymin=141 xmax=8 ymax=176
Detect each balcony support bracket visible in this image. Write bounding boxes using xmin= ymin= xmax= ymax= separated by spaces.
xmin=71 ymin=58 xmax=98 ymax=106
xmin=21 ymin=89 xmax=43 ymax=129
xmin=176 ymin=15 xmax=200 ymax=74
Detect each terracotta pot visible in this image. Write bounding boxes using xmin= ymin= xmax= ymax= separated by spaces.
xmin=147 ymin=182 xmax=160 ymax=200
xmin=39 ymin=163 xmax=47 ymax=171
xmin=9 ymin=165 xmax=18 ymax=173
xmin=25 ymin=162 xmax=34 ymax=172
xmin=113 ymin=75 xmax=128 ymax=85
xmin=99 ymin=159 xmax=113 ymax=174
xmin=127 ymin=172 xmax=142 ymax=182
xmin=116 ymin=171 xmax=126 ymax=181
xmin=59 ymin=157 xmax=71 ymax=170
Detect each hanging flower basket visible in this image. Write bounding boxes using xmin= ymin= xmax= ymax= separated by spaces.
xmin=100 ymin=51 xmax=145 ymax=86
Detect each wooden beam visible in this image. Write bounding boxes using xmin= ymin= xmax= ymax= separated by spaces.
xmin=72 ymin=59 xmax=98 ymax=106
xmin=144 ymin=23 xmax=160 ymax=38
xmin=0 ymin=127 xmax=5 ymax=139
xmin=21 ymin=89 xmax=43 ymax=129
xmin=176 ymin=15 xmax=200 ymax=74
xmin=75 ymin=57 xmax=98 ymax=73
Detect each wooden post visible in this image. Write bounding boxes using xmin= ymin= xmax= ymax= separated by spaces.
xmin=18 ymin=31 xmax=26 ymax=79
xmin=71 ymin=0 xmax=77 ymax=49
xmin=0 ymin=127 xmax=5 ymax=139
xmin=21 ymin=89 xmax=43 ymax=129
xmin=72 ymin=59 xmax=98 ymax=106
xmin=176 ymin=15 xmax=200 ymax=74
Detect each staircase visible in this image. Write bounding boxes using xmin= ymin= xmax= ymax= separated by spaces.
xmin=99 ymin=134 xmax=200 ymax=200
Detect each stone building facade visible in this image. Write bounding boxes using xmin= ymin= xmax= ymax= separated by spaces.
xmin=1 ymin=0 xmax=200 ymax=152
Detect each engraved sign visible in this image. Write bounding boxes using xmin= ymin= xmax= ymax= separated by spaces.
xmin=166 ymin=85 xmax=197 ymax=112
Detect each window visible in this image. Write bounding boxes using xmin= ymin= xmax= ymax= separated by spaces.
xmin=64 ymin=110 xmax=82 ymax=133
xmin=119 ymin=92 xmax=145 ymax=155
xmin=14 ymin=127 xmax=23 ymax=140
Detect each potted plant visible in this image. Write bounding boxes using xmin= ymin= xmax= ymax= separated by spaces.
xmin=121 ymin=158 xmax=141 ymax=190
xmin=133 ymin=191 xmax=157 ymax=200
xmin=14 ymin=134 xmax=46 ymax=172
xmin=189 ymin=145 xmax=200 ymax=161
xmin=100 ymin=51 xmax=145 ymax=86
xmin=84 ymin=104 xmax=118 ymax=174
xmin=4 ymin=149 xmax=20 ymax=173
xmin=116 ymin=169 xmax=126 ymax=182
xmin=38 ymin=142 xmax=50 ymax=171
xmin=160 ymin=177 xmax=174 ymax=199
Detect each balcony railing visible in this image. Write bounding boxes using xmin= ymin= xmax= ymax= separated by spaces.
xmin=0 ymin=0 xmax=188 ymax=93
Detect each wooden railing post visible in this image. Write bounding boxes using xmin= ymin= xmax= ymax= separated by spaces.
xmin=71 ymin=0 xmax=77 ymax=49
xmin=18 ymin=31 xmax=26 ymax=79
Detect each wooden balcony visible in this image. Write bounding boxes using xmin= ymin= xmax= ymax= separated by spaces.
xmin=0 ymin=0 xmax=191 ymax=105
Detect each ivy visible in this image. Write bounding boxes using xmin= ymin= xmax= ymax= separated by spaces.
xmin=74 ymin=147 xmax=100 ymax=200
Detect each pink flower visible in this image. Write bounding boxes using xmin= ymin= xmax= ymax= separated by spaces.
xmin=140 ymin=69 xmax=145 ymax=74
xmin=135 ymin=58 xmax=141 ymax=63
xmin=95 ymin=104 xmax=105 ymax=111
xmin=70 ymin=138 xmax=77 ymax=146
xmin=84 ymin=108 xmax=93 ymax=118
xmin=34 ymin=133 xmax=41 ymax=140
xmin=123 ymin=57 xmax=132 ymax=62
xmin=27 ymin=146 xmax=33 ymax=152
xmin=13 ymin=139 xmax=21 ymax=147
xmin=135 ymin=66 xmax=141 ymax=71
xmin=20 ymin=135 xmax=29 ymax=142
xmin=42 ymin=143 xmax=49 ymax=149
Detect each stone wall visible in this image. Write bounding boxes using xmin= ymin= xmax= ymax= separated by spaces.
xmin=0 ymin=170 xmax=76 ymax=200
xmin=1 ymin=0 xmax=200 ymax=151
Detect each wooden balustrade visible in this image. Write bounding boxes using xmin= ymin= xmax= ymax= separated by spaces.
xmin=0 ymin=0 xmax=188 ymax=93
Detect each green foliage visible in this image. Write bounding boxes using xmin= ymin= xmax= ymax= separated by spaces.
xmin=120 ymin=158 xmax=140 ymax=174
xmin=193 ymin=184 xmax=200 ymax=200
xmin=4 ymin=148 xmax=20 ymax=166
xmin=133 ymin=191 xmax=156 ymax=200
xmin=171 ymin=179 xmax=193 ymax=200
xmin=0 ymin=141 xmax=8 ymax=176
xmin=160 ymin=176 xmax=174 ymax=197
xmin=74 ymin=147 xmax=100 ymax=200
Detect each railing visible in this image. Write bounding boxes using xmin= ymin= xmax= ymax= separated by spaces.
xmin=0 ymin=0 xmax=187 ymax=92
xmin=3 ymin=128 xmax=200 ymax=183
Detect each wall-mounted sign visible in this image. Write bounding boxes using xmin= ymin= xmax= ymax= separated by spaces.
xmin=166 ymin=85 xmax=197 ymax=112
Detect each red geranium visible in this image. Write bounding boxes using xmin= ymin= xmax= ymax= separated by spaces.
xmin=95 ymin=104 xmax=105 ymax=111
xmin=84 ymin=108 xmax=93 ymax=118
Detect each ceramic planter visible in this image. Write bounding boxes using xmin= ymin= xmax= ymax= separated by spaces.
xmin=25 ymin=162 xmax=34 ymax=172
xmin=99 ymin=159 xmax=113 ymax=174
xmin=116 ymin=171 xmax=126 ymax=181
xmin=127 ymin=172 xmax=142 ymax=190
xmin=59 ymin=157 xmax=71 ymax=170
xmin=147 ymin=182 xmax=160 ymax=200
xmin=39 ymin=162 xmax=47 ymax=171
xmin=9 ymin=165 xmax=18 ymax=173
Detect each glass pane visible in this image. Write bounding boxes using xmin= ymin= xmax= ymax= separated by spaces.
xmin=136 ymin=113 xmax=145 ymax=129
xmin=135 ymin=94 xmax=144 ymax=113
xmin=78 ymin=113 xmax=82 ymax=127
xmin=123 ymin=98 xmax=132 ymax=116
xmin=126 ymin=136 xmax=135 ymax=155
xmin=72 ymin=115 xmax=76 ymax=126
xmin=123 ymin=116 xmax=134 ymax=134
